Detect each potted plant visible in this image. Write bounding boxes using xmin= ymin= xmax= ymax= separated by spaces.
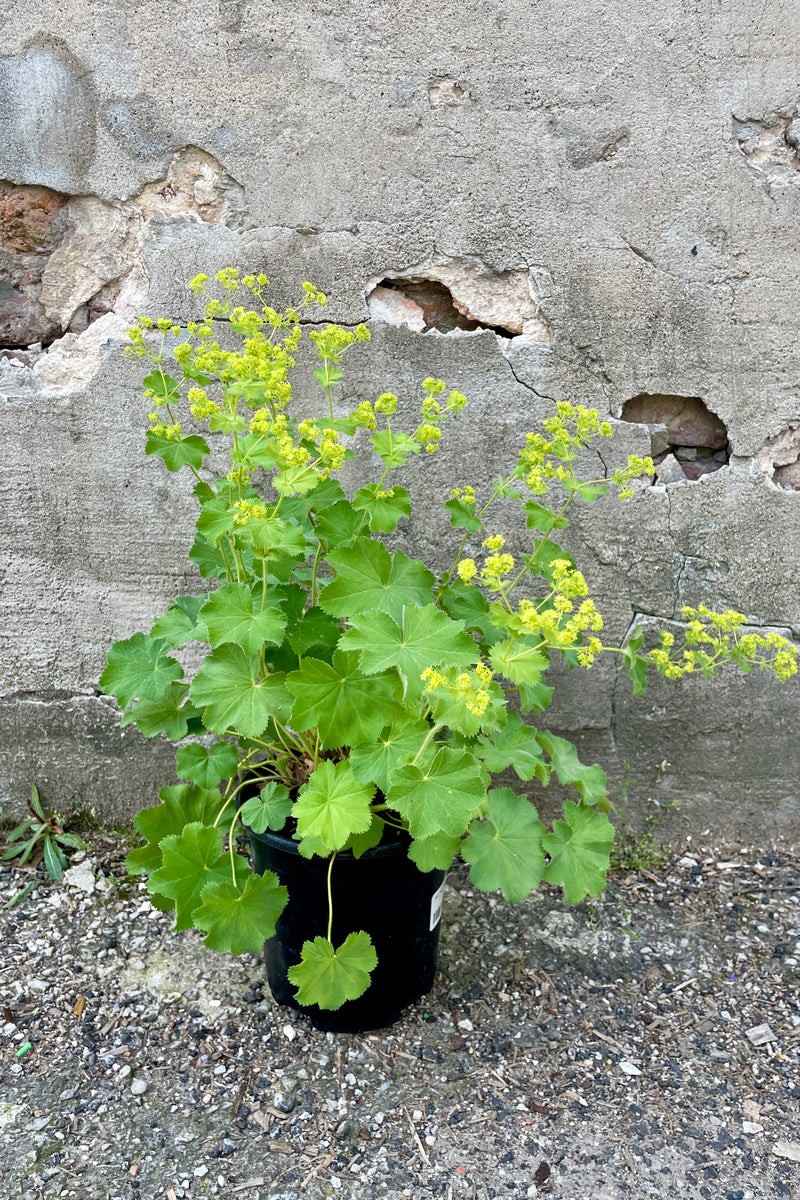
xmin=101 ymin=268 xmax=798 ymax=1031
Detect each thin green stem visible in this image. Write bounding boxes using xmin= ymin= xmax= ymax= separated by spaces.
xmin=411 ymin=723 xmax=443 ymax=766
xmin=326 ymin=852 xmax=337 ymax=943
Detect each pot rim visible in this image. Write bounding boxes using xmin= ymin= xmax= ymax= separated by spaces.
xmin=247 ymin=823 xmax=411 ymax=861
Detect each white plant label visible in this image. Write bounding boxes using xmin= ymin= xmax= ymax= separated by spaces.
xmin=429 ymin=880 xmax=445 ymax=931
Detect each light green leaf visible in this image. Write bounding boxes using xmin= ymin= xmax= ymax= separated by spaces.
xmin=444 ymin=496 xmax=483 ymax=533
xmin=318 ymin=538 xmax=434 ymax=624
xmin=194 ymin=870 xmax=288 ymax=954
xmin=148 ymin=822 xmax=239 ymax=930
xmin=387 ymin=747 xmax=486 ymax=840
xmin=143 ymin=370 xmax=180 ymax=401
xmin=150 ymin=595 xmax=209 ymax=647
xmin=535 ymin=732 xmax=607 ymax=805
xmin=285 ymin=605 xmax=341 ymax=656
xmin=349 ymin=717 xmax=431 ymax=792
xmin=175 ymin=741 xmax=239 ymax=788
xmin=352 ymin=484 xmax=412 ymax=533
xmin=517 ymin=679 xmax=554 ymax=714
xmin=101 ymin=633 xmax=183 ymax=709
xmin=438 ymin=579 xmax=502 ymax=647
xmin=146 ymin=432 xmax=209 ymax=472
xmin=239 ymin=783 xmax=292 ymax=834
xmin=120 ymin=683 xmax=196 ymax=739
xmin=489 ymin=638 xmax=548 ymax=686
xmin=190 ymin=644 xmax=292 ymax=736
xmin=208 ymin=409 xmax=246 ymax=434
xmin=462 ymin=787 xmax=546 ymax=901
xmin=370 ymin=429 xmax=421 ymax=468
xmin=235 ymin=517 xmax=307 ymax=560
xmin=315 ymin=500 xmax=364 ymax=547
xmin=288 ymin=931 xmax=378 ymax=1010
xmin=339 ymin=605 xmax=476 ymax=700
xmin=622 ymin=627 xmax=648 ymax=695
xmin=475 ymin=712 xmax=549 ymax=782
xmin=126 ymin=784 xmax=230 ymax=877
xmin=286 ymin=651 xmax=403 ymax=749
xmin=196 ymin=494 xmax=236 ymax=544
xmin=429 ymin=674 xmax=506 ymax=738
xmin=408 ymin=831 xmax=461 ymax=872
xmin=542 ymin=801 xmax=615 ymax=902
xmin=345 ymin=814 xmax=385 ymax=859
xmin=294 ymin=761 xmax=375 ymax=852
xmin=523 ymin=500 xmax=568 ymax=534
xmin=272 ymin=464 xmax=321 ymax=496
xmin=200 ymin=583 xmax=287 ymax=654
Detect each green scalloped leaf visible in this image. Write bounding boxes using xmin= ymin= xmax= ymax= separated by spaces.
xmin=147 ymin=822 xmax=243 ymax=930
xmin=408 ymin=831 xmax=461 ymax=872
xmin=126 ymin=784 xmax=231 ymax=878
xmin=462 ymin=787 xmax=546 ymax=901
xmin=535 ymin=732 xmax=607 ymax=805
xmin=475 ymin=712 xmax=549 ymax=782
xmin=146 ymin=431 xmax=209 ymax=472
xmin=190 ymin=644 xmax=292 ymax=737
xmin=542 ymin=801 xmax=615 ymax=902
xmin=194 ymin=870 xmax=288 ymax=954
xmin=352 ymin=484 xmax=412 ymax=533
xmin=340 ymin=604 xmax=476 ymax=700
xmin=318 ymin=538 xmax=434 ymax=624
xmin=101 ymin=633 xmax=183 ymax=709
xmin=286 ymin=651 xmax=403 ymax=749
xmin=175 ymin=741 xmax=239 ymax=788
xmin=239 ymin=783 xmax=292 ymax=834
xmin=387 ymin=747 xmax=486 ymax=840
xmin=294 ymin=761 xmax=375 ymax=852
xmin=200 ymin=583 xmax=287 ymax=654
xmin=287 ymin=931 xmax=378 ymax=1010
xmin=120 ymin=683 xmax=197 ymax=740
xmin=150 ymin=594 xmax=209 ymax=648
xmin=489 ymin=638 xmax=548 ymax=687
xmin=349 ymin=716 xmax=431 ymax=792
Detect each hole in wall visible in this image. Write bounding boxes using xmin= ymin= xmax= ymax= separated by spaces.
xmin=366 ymin=261 xmax=551 ymax=343
xmin=0 ymin=147 xmax=244 ymax=390
xmin=757 ymin=424 xmax=800 ymax=490
xmin=369 ymin=278 xmax=498 ymax=334
xmin=620 ymin=393 xmax=730 ymax=483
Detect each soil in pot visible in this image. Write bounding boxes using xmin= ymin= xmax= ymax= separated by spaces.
xmin=249 ymin=825 xmax=446 ymax=1033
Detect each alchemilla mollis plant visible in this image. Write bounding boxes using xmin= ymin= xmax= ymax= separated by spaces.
xmin=101 ymin=268 xmax=799 ymax=1012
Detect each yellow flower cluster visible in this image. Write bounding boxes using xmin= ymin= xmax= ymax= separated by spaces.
xmin=420 ymin=663 xmax=494 ymax=716
xmin=450 ymin=486 xmax=476 ymax=505
xmin=148 ymin=418 xmax=181 ymax=440
xmin=375 ymin=392 xmax=398 ymax=415
xmin=648 ymin=607 xmax=799 ymax=682
xmin=232 ymin=499 xmax=268 ymax=526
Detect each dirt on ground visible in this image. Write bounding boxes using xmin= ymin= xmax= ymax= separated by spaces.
xmin=1 ymin=833 xmax=799 ymax=1200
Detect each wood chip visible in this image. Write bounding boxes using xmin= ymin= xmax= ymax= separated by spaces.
xmin=403 ymin=1106 xmax=430 ymax=1164
xmin=268 ymin=1141 xmax=293 ymax=1154
xmin=72 ymin=996 xmax=86 ymax=1019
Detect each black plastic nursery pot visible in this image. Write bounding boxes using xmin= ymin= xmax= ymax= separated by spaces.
xmin=249 ymin=827 xmax=446 ymax=1033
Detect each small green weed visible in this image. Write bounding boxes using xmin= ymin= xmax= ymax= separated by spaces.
xmin=1 ymin=785 xmax=87 ymax=904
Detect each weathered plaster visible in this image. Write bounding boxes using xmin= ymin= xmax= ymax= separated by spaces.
xmin=1 ymin=0 xmax=800 ymax=833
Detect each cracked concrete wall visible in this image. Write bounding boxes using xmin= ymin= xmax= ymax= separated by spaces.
xmin=2 ymin=0 xmax=800 ymax=835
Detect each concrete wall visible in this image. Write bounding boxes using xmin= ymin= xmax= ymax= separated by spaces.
xmin=2 ymin=0 xmax=799 ymax=835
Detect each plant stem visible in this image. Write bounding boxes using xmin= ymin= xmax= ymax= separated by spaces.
xmin=326 ymin=852 xmax=337 ymax=943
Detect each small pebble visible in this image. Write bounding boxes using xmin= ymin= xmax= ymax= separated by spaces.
xmin=130 ymin=1078 xmax=148 ymax=1096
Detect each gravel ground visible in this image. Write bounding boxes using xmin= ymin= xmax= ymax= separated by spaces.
xmin=1 ymin=833 xmax=799 ymax=1200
